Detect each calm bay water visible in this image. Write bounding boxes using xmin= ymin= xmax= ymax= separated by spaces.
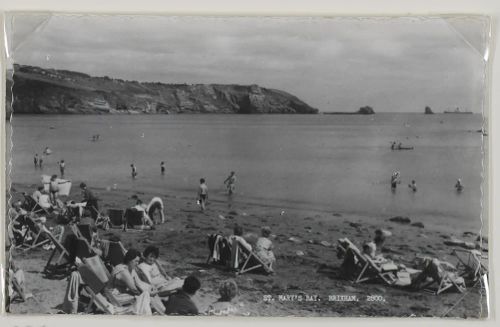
xmin=8 ymin=113 xmax=486 ymax=230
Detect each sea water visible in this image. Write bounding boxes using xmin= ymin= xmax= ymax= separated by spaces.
xmin=7 ymin=113 xmax=486 ymax=231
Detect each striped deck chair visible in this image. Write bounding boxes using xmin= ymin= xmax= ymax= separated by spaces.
xmin=42 ymin=225 xmax=72 ymax=277
xmin=230 ymin=238 xmax=273 ymax=275
xmin=337 ymin=238 xmax=398 ymax=285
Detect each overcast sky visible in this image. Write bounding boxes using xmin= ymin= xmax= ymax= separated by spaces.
xmin=5 ymin=14 xmax=490 ymax=112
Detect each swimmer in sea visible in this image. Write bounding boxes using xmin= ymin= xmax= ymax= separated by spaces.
xmin=391 ymin=171 xmax=400 ymax=191
xmin=131 ymin=164 xmax=137 ymax=179
xmin=455 ymin=179 xmax=464 ymax=193
xmin=224 ymin=171 xmax=237 ymax=196
xmin=391 ymin=142 xmax=396 ymax=150
xmin=408 ymin=180 xmax=417 ymax=192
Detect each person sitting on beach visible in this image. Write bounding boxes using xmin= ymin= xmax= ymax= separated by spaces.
xmin=197 ymin=178 xmax=208 ymax=212
xmin=146 ymin=197 xmax=165 ymax=224
xmin=410 ymin=256 xmax=465 ymax=292
xmin=408 ymin=180 xmax=417 ymax=192
xmin=164 ymin=275 xmax=201 ymax=315
xmin=455 ymin=179 xmax=464 ymax=192
xmin=38 ymin=189 xmax=53 ymax=210
xmin=206 ymin=280 xmax=239 ymax=316
xmin=133 ymin=199 xmax=155 ymax=228
xmin=110 ymin=249 xmax=153 ymax=315
xmin=80 ymin=182 xmax=100 ymax=221
xmin=362 ymin=241 xmax=389 ymax=265
xmin=255 ymin=226 xmax=276 ymax=271
xmin=223 ymin=171 xmax=237 ymax=196
xmin=228 ymin=224 xmax=252 ymax=253
xmin=138 ymin=246 xmax=171 ymax=286
xmin=32 ymin=185 xmax=44 ymax=204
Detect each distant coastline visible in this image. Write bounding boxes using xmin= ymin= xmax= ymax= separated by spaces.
xmin=6 ymin=64 xmax=319 ymax=116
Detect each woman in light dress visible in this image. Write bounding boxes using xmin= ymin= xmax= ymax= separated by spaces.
xmin=255 ymin=226 xmax=276 ymax=271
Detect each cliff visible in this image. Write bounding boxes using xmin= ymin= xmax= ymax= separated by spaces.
xmin=424 ymin=106 xmax=434 ymax=114
xmin=7 ymin=64 xmax=319 ymax=115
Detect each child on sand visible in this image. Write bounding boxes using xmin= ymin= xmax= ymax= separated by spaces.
xmin=197 ymin=178 xmax=208 ymax=212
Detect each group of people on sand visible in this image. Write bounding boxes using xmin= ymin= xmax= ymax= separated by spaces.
xmin=390 ymin=170 xmax=464 ymax=193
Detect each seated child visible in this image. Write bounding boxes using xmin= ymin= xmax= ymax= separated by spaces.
xmin=207 ymin=279 xmax=239 ymax=316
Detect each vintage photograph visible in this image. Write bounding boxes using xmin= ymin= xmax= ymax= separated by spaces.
xmin=3 ymin=14 xmax=490 ymax=317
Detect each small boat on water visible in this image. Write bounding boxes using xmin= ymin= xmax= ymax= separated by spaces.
xmin=444 ymin=107 xmax=472 ymax=114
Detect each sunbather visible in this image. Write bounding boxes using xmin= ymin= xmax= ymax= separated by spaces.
xmin=133 ymin=199 xmax=155 ymax=227
xmin=411 ymin=257 xmax=465 ymax=292
xmin=110 ymin=249 xmax=153 ymax=314
xmin=207 ymin=279 xmax=239 ymax=316
xmin=138 ymin=246 xmax=181 ymax=293
xmin=255 ymin=226 xmax=276 ymax=271
xmin=164 ymin=275 xmax=201 ymax=315
xmin=228 ymin=225 xmax=252 ymax=252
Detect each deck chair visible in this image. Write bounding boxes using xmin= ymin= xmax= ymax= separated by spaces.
xmin=124 ymin=208 xmax=144 ymax=228
xmin=230 ymin=238 xmax=273 ymax=275
xmin=42 ymin=225 xmax=73 ymax=277
xmin=108 ymin=209 xmax=125 ymax=229
xmin=8 ymin=268 xmax=27 ymax=302
xmin=453 ymin=249 xmax=487 ymax=285
xmin=337 ymin=238 xmax=398 ymax=285
xmin=12 ymin=215 xmax=48 ymax=251
xmin=412 ymin=258 xmax=466 ymax=295
xmin=78 ymin=256 xmax=134 ymax=314
xmin=206 ymin=234 xmax=232 ymax=265
xmin=22 ymin=193 xmax=51 ymax=216
xmin=101 ymin=239 xmax=127 ymax=267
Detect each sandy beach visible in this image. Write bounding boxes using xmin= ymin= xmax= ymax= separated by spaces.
xmin=7 ymin=182 xmax=488 ymax=317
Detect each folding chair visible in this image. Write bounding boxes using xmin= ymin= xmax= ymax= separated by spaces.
xmin=21 ymin=193 xmax=51 ymax=216
xmin=230 ymin=238 xmax=273 ymax=275
xmin=42 ymin=225 xmax=73 ymax=277
xmin=77 ymin=256 xmax=133 ymax=314
xmin=337 ymin=238 xmax=398 ymax=285
xmin=101 ymin=239 xmax=127 ymax=267
xmin=452 ymin=249 xmax=488 ymax=285
xmin=124 ymin=208 xmax=144 ymax=228
xmin=108 ymin=209 xmax=125 ymax=229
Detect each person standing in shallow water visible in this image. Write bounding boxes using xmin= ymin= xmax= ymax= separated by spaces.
xmin=223 ymin=171 xmax=237 ymax=196
xmin=197 ymin=178 xmax=208 ymax=212
xmin=131 ymin=164 xmax=137 ymax=179
xmin=34 ymin=154 xmax=38 ymax=168
xmin=160 ymin=162 xmax=165 ymax=175
xmin=455 ymin=179 xmax=464 ymax=193
xmin=408 ymin=180 xmax=417 ymax=192
xmin=390 ymin=171 xmax=400 ymax=192
xmin=58 ymin=160 xmax=66 ymax=177
xmin=39 ymin=155 xmax=43 ymax=169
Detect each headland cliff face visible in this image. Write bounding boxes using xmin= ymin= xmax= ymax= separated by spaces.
xmin=6 ymin=65 xmax=318 ymax=115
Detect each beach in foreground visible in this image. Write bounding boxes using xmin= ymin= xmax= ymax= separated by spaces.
xmin=7 ymin=182 xmax=487 ymax=317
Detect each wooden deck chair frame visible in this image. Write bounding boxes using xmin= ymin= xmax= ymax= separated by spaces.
xmin=9 ymin=270 xmax=26 ymax=302
xmin=337 ymin=238 xmax=398 ymax=285
xmin=14 ymin=215 xmax=48 ymax=251
xmin=22 ymin=193 xmax=52 ymax=216
xmin=231 ymin=239 xmax=273 ymax=275
xmin=421 ymin=275 xmax=466 ymax=295
xmin=42 ymin=225 xmax=72 ymax=275
xmin=452 ymin=249 xmax=488 ymax=283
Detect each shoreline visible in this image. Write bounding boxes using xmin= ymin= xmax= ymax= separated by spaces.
xmin=6 ymin=182 xmax=488 ymax=317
